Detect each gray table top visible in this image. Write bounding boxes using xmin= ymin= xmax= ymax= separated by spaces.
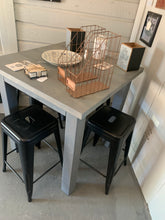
xmin=0 ymin=42 xmax=143 ymax=119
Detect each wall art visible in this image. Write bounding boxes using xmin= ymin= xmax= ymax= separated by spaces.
xmin=140 ymin=11 xmax=162 ymax=47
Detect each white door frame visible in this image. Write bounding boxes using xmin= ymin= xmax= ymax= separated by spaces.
xmin=0 ymin=0 xmax=18 ymax=55
xmin=129 ymin=0 xmax=147 ymax=42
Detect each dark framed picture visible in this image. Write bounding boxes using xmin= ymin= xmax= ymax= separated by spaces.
xmin=140 ymin=11 xmax=162 ymax=47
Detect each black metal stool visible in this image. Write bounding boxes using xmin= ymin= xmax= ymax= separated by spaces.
xmin=29 ymin=97 xmax=64 ymax=129
xmin=81 ymin=106 xmax=135 ymax=194
xmin=1 ymin=105 xmax=63 ymax=202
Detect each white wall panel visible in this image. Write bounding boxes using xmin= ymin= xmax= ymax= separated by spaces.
xmin=123 ymin=0 xmax=165 ymax=219
xmin=14 ymin=0 xmax=139 ymax=20
xmin=17 ymin=22 xmax=66 ymax=44
xmin=15 ymin=4 xmax=134 ymax=36
xmin=13 ymin=0 xmax=139 ymax=51
xmin=18 ymin=40 xmax=48 ymax=51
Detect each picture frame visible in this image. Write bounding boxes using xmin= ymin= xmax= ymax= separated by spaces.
xmin=140 ymin=11 xmax=162 ymax=47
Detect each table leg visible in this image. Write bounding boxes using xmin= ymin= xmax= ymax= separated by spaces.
xmin=0 ymin=76 xmax=18 ymax=149
xmin=61 ymin=112 xmax=86 ymax=195
xmin=0 ymin=75 xmax=18 ymax=115
xmin=112 ymin=83 xmax=131 ymax=110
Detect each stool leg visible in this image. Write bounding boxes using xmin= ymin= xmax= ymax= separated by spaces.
xmin=16 ymin=89 xmax=20 ymax=104
xmin=106 ymin=98 xmax=111 ymax=106
xmin=105 ymin=140 xmax=121 ymax=194
xmin=81 ymin=126 xmax=91 ymax=153
xmin=58 ymin=113 xmax=64 ymax=129
xmin=16 ymin=144 xmax=19 ymax=153
xmin=124 ymin=132 xmax=133 ymax=166
xmin=54 ymin=127 xmax=63 ymax=166
xmin=29 ymin=97 xmax=43 ymax=107
xmin=93 ymin=133 xmax=100 ymax=146
xmin=17 ymin=144 xmax=34 ymax=202
xmin=2 ymin=131 xmax=8 ymax=172
xmin=36 ymin=142 xmax=41 ymax=149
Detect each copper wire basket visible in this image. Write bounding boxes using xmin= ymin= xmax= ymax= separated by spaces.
xmin=58 ymin=25 xmax=121 ymax=98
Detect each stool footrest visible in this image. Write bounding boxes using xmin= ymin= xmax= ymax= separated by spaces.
xmin=4 ymin=161 xmax=24 ymax=183
xmin=80 ymin=159 xmax=106 ymax=178
xmin=33 ymin=160 xmax=60 ymax=184
xmin=80 ymin=159 xmax=125 ymax=178
xmin=113 ymin=160 xmax=124 ymax=176
xmin=42 ymin=139 xmax=58 ymax=153
xmin=7 ymin=148 xmax=18 ymax=156
xmin=4 ymin=160 xmax=61 ymax=185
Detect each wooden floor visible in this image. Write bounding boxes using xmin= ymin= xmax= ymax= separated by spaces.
xmin=0 ymin=113 xmax=152 ymax=220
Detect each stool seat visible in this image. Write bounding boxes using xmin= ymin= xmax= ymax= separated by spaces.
xmin=88 ymin=106 xmax=135 ymax=139
xmin=1 ymin=105 xmax=63 ymax=202
xmin=2 ymin=105 xmax=60 ymax=145
xmin=81 ymin=106 xmax=135 ymax=194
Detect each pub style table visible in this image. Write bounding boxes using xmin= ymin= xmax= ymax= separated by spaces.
xmin=0 ymin=42 xmax=143 ymax=195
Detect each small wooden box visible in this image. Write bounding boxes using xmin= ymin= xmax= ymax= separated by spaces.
xmin=24 ymin=64 xmax=47 ymax=79
xmin=66 ymin=28 xmax=85 ymax=52
xmin=117 ymin=43 xmax=145 ymax=71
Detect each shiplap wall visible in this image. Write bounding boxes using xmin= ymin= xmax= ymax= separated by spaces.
xmin=13 ymin=0 xmax=140 ymax=51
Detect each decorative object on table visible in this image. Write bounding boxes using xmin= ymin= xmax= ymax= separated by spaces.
xmin=58 ymin=25 xmax=121 ymax=98
xmin=5 ymin=60 xmax=33 ymax=71
xmin=58 ymin=25 xmax=106 ymax=85
xmin=156 ymin=0 xmax=165 ymax=9
xmin=24 ymin=64 xmax=47 ymax=79
xmin=92 ymin=34 xmax=108 ymax=60
xmin=58 ymin=66 xmax=66 ymax=84
xmin=66 ymin=28 xmax=86 ymax=52
xmin=5 ymin=62 xmax=25 ymax=71
xmin=140 ymin=11 xmax=162 ymax=47
xmin=41 ymin=49 xmax=82 ymax=66
xmin=37 ymin=77 xmax=48 ymax=82
xmin=117 ymin=42 xmax=145 ymax=72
